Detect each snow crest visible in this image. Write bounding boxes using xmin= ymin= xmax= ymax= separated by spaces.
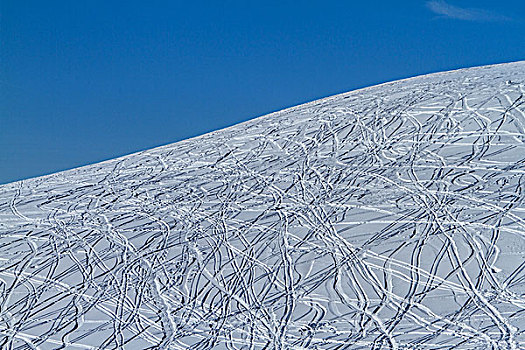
xmin=1 ymin=62 xmax=525 ymax=349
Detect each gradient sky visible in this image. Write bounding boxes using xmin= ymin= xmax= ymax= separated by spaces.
xmin=1 ymin=0 xmax=524 ymax=184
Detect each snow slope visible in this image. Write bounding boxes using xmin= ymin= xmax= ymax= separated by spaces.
xmin=1 ymin=62 xmax=525 ymax=349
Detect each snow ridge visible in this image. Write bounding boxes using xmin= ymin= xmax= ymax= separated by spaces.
xmin=1 ymin=61 xmax=525 ymax=349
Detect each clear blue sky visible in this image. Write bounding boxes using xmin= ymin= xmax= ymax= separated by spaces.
xmin=1 ymin=0 xmax=524 ymax=184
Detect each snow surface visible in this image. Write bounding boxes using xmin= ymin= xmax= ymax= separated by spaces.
xmin=1 ymin=62 xmax=525 ymax=349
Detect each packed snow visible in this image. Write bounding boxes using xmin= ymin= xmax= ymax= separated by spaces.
xmin=1 ymin=62 xmax=524 ymax=349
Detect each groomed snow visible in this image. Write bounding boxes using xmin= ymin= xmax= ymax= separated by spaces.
xmin=1 ymin=61 xmax=525 ymax=349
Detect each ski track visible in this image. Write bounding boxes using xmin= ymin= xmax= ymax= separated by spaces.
xmin=1 ymin=62 xmax=525 ymax=349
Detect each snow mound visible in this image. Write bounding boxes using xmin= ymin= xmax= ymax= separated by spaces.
xmin=1 ymin=62 xmax=525 ymax=349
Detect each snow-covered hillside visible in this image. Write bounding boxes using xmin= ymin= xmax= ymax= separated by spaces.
xmin=1 ymin=62 xmax=524 ymax=349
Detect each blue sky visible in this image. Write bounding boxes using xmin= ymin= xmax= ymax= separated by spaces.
xmin=1 ymin=0 xmax=524 ymax=184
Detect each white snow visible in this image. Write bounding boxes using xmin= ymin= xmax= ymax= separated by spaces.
xmin=1 ymin=61 xmax=525 ymax=349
